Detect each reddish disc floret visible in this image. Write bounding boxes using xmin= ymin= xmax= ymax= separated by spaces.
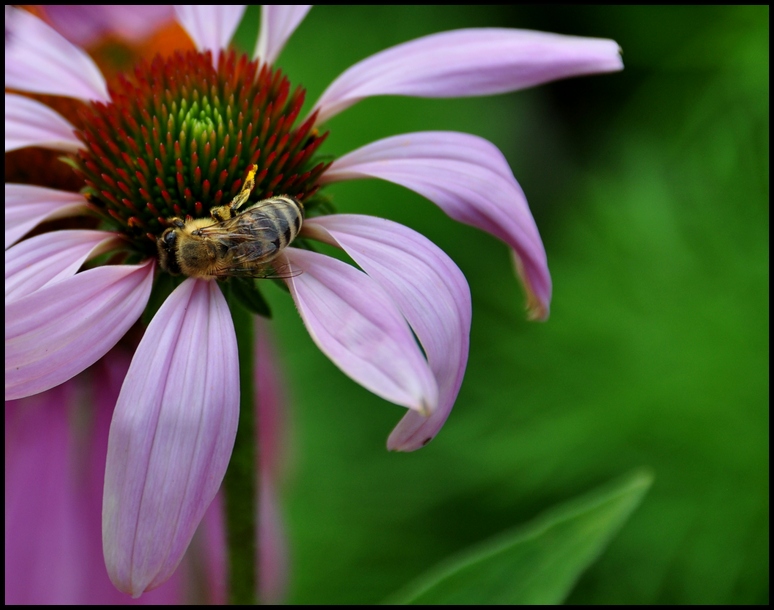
xmin=74 ymin=50 xmax=328 ymax=254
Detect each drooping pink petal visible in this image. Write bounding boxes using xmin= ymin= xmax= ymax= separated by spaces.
xmin=5 ymin=184 xmax=89 ymax=249
xmin=6 ymin=230 xmax=122 ymax=302
xmin=43 ymin=5 xmax=175 ymax=46
xmin=304 ymin=215 xmax=471 ymax=451
xmin=174 ymin=5 xmax=247 ymax=65
xmin=5 ymin=260 xmax=154 ymax=401
xmin=254 ymin=5 xmax=312 ymax=65
xmin=87 ymin=351 xmax=189 ymax=604
xmin=281 ymin=247 xmax=438 ymax=414
xmin=4 ymin=7 xmax=109 ymax=102
xmin=5 ymin=93 xmax=82 ymax=153
xmin=323 ymin=131 xmax=551 ymax=320
xmin=103 ymin=278 xmax=239 ymax=597
xmin=312 ymin=27 xmax=622 ymax=123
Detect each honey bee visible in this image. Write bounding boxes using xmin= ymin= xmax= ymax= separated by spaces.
xmin=157 ymin=165 xmax=304 ymax=278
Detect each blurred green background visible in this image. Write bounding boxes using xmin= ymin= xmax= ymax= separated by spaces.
xmin=242 ymin=6 xmax=767 ymax=604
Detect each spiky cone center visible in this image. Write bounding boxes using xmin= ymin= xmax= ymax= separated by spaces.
xmin=74 ymin=50 xmax=328 ymax=256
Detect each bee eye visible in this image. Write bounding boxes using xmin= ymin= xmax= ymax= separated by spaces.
xmin=163 ymin=230 xmax=177 ymax=247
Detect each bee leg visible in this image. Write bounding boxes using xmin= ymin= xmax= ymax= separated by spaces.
xmin=209 ymin=164 xmax=259 ymax=222
xmin=209 ymin=205 xmax=233 ymax=222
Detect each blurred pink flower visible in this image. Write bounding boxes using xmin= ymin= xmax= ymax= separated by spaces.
xmin=5 ymin=327 xmax=289 ymax=604
xmin=41 ymin=5 xmax=175 ymax=46
xmin=5 ymin=352 xmax=190 ymax=604
xmin=4 ymin=5 xmax=621 ymax=596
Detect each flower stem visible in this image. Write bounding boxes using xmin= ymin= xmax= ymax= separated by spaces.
xmin=223 ymin=290 xmax=258 ymax=604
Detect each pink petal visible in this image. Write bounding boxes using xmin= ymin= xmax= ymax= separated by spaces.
xmin=174 ymin=5 xmax=247 ymax=64
xmin=43 ymin=5 xmax=175 ymax=46
xmin=254 ymin=5 xmax=312 ymax=65
xmin=5 ymin=260 xmax=154 ymax=401
xmin=5 ymin=184 xmax=88 ymax=249
xmin=6 ymin=230 xmax=122 ymax=302
xmin=5 ymin=355 xmax=188 ymax=604
xmin=281 ymin=247 xmax=438 ymax=414
xmin=323 ymin=131 xmax=551 ymax=320
xmin=304 ymin=215 xmax=471 ymax=451
xmin=4 ymin=7 xmax=109 ymax=102
xmin=103 ymin=278 xmax=239 ymax=596
xmin=88 ymin=352 xmax=190 ymax=604
xmin=5 ymin=93 xmax=82 ymax=153
xmin=312 ymin=27 xmax=622 ymax=123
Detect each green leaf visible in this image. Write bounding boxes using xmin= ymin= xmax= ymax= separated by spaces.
xmin=141 ymin=272 xmax=181 ymax=326
xmin=387 ymin=470 xmax=653 ymax=605
xmin=230 ymin=277 xmax=272 ymax=319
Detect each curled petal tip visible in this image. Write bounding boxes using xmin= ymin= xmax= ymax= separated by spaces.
xmin=526 ymin=289 xmax=550 ymax=321
xmin=302 ymin=215 xmax=472 ymax=450
xmin=387 ymin=429 xmax=436 ymax=453
xmin=613 ymin=46 xmax=624 ymax=69
xmin=528 ymin=308 xmax=549 ymax=322
xmin=513 ymin=250 xmax=551 ymax=322
xmin=324 ymin=133 xmax=552 ymax=322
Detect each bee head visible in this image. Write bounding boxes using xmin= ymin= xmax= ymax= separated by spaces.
xmin=157 ymin=228 xmax=182 ymax=275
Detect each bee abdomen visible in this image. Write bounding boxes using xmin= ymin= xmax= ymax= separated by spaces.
xmin=237 ymin=195 xmax=304 ymax=263
xmin=258 ymin=195 xmax=303 ymax=247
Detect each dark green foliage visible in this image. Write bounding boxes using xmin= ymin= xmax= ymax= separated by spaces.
xmin=246 ymin=6 xmax=768 ymax=604
xmin=229 ymin=277 xmax=272 ymax=319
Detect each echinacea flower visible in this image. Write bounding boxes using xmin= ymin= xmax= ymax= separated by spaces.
xmin=5 ymin=4 xmax=622 ymax=597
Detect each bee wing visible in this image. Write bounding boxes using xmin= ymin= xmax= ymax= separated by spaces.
xmin=214 ymin=260 xmax=303 ymax=280
xmin=196 ymin=215 xmax=277 ymax=243
xmin=243 ymin=264 xmax=303 ymax=280
xmin=254 ymin=254 xmax=304 ymax=280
